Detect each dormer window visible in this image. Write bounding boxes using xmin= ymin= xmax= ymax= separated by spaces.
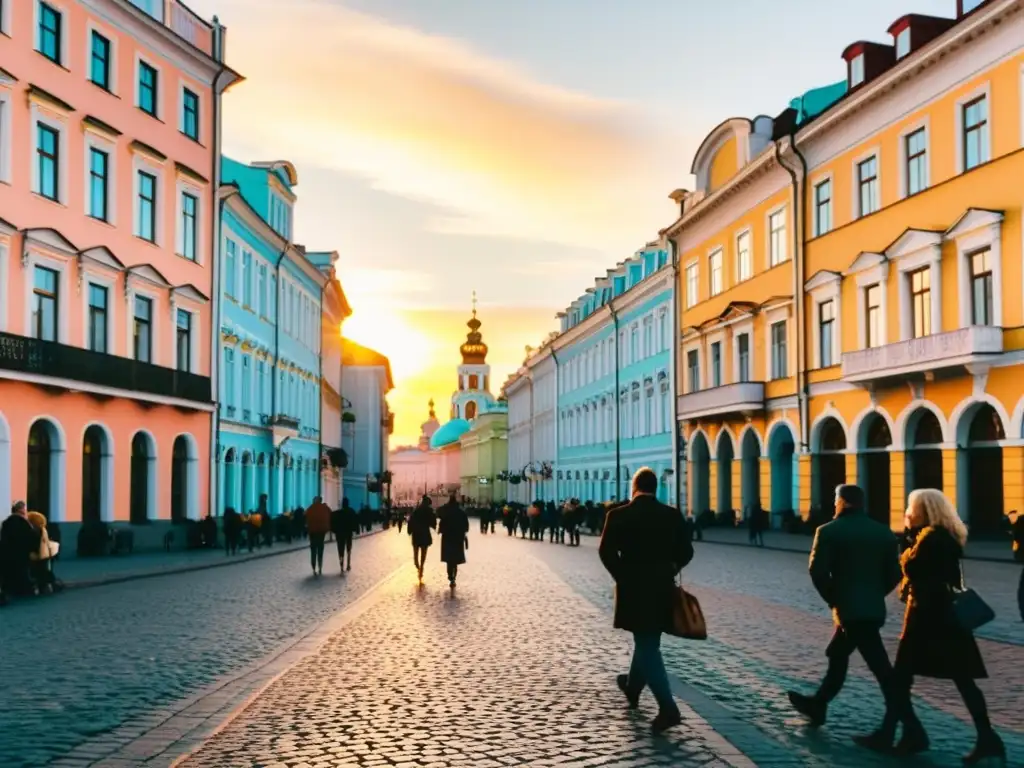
xmin=269 ymin=193 xmax=292 ymax=240
xmin=850 ymin=54 xmax=865 ymax=87
xmin=895 ymin=28 xmax=911 ymax=59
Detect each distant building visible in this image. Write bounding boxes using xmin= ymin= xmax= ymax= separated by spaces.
xmin=340 ymin=339 xmax=393 ymax=509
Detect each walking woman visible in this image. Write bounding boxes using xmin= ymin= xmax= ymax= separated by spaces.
xmin=438 ymin=494 xmax=469 ymax=590
xmin=856 ymin=488 xmax=1005 ymax=765
xmin=408 ymin=495 xmax=437 ymax=582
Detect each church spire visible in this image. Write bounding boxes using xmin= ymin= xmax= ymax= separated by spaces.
xmin=459 ymin=291 xmax=488 ymax=364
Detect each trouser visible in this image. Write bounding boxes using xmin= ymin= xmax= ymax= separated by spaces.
xmin=309 ymin=533 xmax=326 ymax=572
xmin=413 ymin=545 xmax=428 ymax=572
xmin=446 ymin=563 xmax=458 ymax=583
xmin=489 ymin=521 xmax=495 ymax=533
xmin=225 ymin=531 xmax=239 ymax=555
xmin=882 ymin=665 xmax=991 ymax=738
xmin=817 ymin=622 xmax=897 ymax=710
xmin=336 ymin=535 xmax=353 ymax=567
xmin=627 ymin=632 xmax=677 ymax=713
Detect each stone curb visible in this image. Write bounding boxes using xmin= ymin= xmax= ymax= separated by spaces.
xmin=61 ymin=529 xmax=387 ymax=591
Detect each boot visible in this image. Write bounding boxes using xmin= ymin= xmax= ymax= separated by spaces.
xmin=787 ymin=691 xmax=826 ymax=727
xmin=963 ymin=730 xmax=1005 ymax=766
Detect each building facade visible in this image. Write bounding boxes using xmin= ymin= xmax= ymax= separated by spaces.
xmin=459 ymin=411 xmax=508 ymax=505
xmin=340 ymin=339 xmax=393 ymax=509
xmin=504 ymin=350 xmax=556 ymax=504
xmin=0 ymin=0 xmax=238 ymax=542
xmin=672 ymin=0 xmax=1024 ymax=531
xmin=389 ymin=401 xmax=440 ymax=505
xmin=217 ymin=159 xmax=328 ymax=516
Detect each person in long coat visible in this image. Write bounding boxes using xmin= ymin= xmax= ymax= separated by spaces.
xmin=0 ymin=502 xmax=40 ymax=604
xmin=438 ymin=494 xmax=469 ymax=590
xmin=856 ymin=489 xmax=1005 ymax=765
xmin=598 ymin=468 xmax=693 ymax=734
xmin=408 ymin=496 xmax=437 ymax=582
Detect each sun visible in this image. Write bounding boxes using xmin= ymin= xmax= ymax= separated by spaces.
xmin=342 ymin=309 xmax=432 ymax=382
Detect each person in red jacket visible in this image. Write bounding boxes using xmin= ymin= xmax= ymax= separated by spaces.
xmin=305 ymin=496 xmax=332 ymax=577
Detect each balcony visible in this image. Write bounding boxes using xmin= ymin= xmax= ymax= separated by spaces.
xmin=271 ymin=413 xmax=299 ymax=447
xmin=128 ymin=0 xmax=215 ymax=57
xmin=677 ymin=382 xmax=765 ymax=421
xmin=841 ymin=326 xmax=1003 ymax=384
xmin=0 ymin=331 xmax=211 ymax=404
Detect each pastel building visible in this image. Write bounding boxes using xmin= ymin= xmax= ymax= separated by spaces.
xmin=504 ymin=343 xmax=557 ymax=504
xmin=0 ymin=0 xmax=239 ymax=540
xmin=671 ymin=0 xmax=1024 ymax=533
xmin=340 ymin=339 xmax=393 ymax=509
xmin=217 ymin=159 xmax=329 ymax=516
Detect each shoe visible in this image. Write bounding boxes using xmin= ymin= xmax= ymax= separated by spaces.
xmin=651 ymin=708 xmax=682 ymax=734
xmin=787 ymin=691 xmax=826 ymax=727
xmin=894 ymin=730 xmax=930 ymax=757
xmin=449 ymin=580 xmax=456 ymax=589
xmin=852 ymin=731 xmax=895 ymax=754
xmin=963 ymin=731 xmax=1005 ymax=766
xmin=616 ymin=674 xmax=639 ymax=709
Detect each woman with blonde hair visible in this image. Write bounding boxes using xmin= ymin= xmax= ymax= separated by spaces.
xmin=857 ymin=488 xmax=1005 ymax=765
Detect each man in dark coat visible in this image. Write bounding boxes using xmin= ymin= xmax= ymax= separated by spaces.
xmin=1011 ymin=511 xmax=1024 ymax=621
xmin=599 ymin=468 xmax=693 ymax=734
xmin=787 ymin=484 xmax=903 ymax=728
xmin=331 ymin=498 xmax=358 ymax=573
xmin=1 ymin=501 xmax=40 ymax=604
xmin=437 ymin=494 xmax=469 ymax=589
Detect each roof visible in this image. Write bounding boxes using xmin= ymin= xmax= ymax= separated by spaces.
xmin=430 ymin=419 xmax=471 ymax=450
xmin=341 ymin=339 xmax=394 ymax=391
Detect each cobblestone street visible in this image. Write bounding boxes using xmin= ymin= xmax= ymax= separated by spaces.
xmin=3 ymin=528 xmax=1022 ymax=767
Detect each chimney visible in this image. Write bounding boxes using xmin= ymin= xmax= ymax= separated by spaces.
xmin=887 ymin=14 xmax=955 ymax=61
xmin=841 ymin=41 xmax=896 ymax=91
xmin=668 ymin=189 xmax=689 ymax=218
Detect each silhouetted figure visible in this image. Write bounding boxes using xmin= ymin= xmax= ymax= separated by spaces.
xmin=438 ymin=494 xmax=469 ymax=590
xmin=223 ymin=508 xmax=242 ymax=556
xmin=306 ymin=496 xmax=332 ymax=576
xmin=409 ymin=496 xmax=437 ymax=582
xmin=332 ymin=498 xmax=358 ymax=573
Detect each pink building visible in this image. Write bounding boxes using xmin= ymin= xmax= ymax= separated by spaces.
xmin=0 ymin=1 xmax=240 ymax=544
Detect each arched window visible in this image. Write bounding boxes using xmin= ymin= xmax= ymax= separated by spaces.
xmin=469 ymin=374 xmax=479 ymax=389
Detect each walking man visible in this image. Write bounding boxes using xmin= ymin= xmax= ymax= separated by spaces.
xmin=438 ymin=493 xmax=469 ymax=590
xmin=787 ymin=484 xmax=903 ymax=727
xmin=599 ymin=468 xmax=693 ymax=734
xmin=305 ymin=496 xmax=332 ymax=576
xmin=331 ymin=498 xmax=357 ymax=573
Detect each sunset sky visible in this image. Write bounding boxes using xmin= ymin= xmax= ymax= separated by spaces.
xmin=190 ymin=0 xmax=950 ymax=445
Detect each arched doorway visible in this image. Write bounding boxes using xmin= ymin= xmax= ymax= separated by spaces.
xmin=28 ymin=419 xmax=62 ymax=521
xmin=905 ymin=409 xmax=943 ymax=498
xmin=716 ymin=432 xmax=734 ymax=516
xmin=465 ymin=401 xmax=477 ymax=420
xmin=768 ymin=423 xmax=795 ymax=516
xmin=813 ymin=417 xmax=847 ymax=513
xmin=857 ymin=414 xmax=891 ymax=526
xmin=130 ymin=432 xmax=156 ymax=524
xmin=224 ymin=448 xmax=237 ymax=512
xmin=241 ymin=452 xmax=254 ymax=518
xmin=740 ymin=429 xmax=761 ymax=516
xmin=689 ymin=432 xmax=710 ymax=517
xmin=957 ymin=404 xmax=1004 ymax=534
xmin=82 ymin=425 xmax=109 ymax=523
xmin=170 ymin=435 xmax=194 ymax=523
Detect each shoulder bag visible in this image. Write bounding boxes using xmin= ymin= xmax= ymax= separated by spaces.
xmin=951 ymin=564 xmax=995 ymax=632
xmin=667 ymin=577 xmax=707 ymax=640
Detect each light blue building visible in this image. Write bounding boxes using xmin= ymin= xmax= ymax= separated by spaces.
xmin=551 ymin=245 xmax=676 ymax=505
xmin=216 ymin=159 xmax=330 ymax=516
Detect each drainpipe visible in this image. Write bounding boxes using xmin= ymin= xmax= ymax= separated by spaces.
xmin=668 ymin=238 xmax=683 ymax=512
xmin=610 ymin=304 xmax=621 ymax=500
xmin=316 ymin=282 xmax=326 ymax=498
xmin=550 ymin=347 xmax=560 ymax=502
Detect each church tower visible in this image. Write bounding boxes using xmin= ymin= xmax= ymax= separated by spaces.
xmin=418 ymin=400 xmax=441 ymax=450
xmin=452 ymin=293 xmax=492 ymax=422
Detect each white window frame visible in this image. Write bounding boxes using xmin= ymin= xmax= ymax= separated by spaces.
xmin=35 ymin=0 xmax=69 ymax=67
xmin=82 ymin=273 xmax=117 ymax=355
xmin=955 ymin=82 xmax=991 ymax=174
xmin=895 ymin=27 xmax=911 ymax=60
xmin=706 ymin=330 xmax=726 ymax=387
xmin=850 ymin=53 xmax=865 ymax=87
xmin=732 ymin=321 xmax=754 ymax=384
xmin=175 ymin=177 xmax=204 ymax=263
xmin=132 ymin=152 xmax=165 ymax=246
xmin=0 ymin=87 xmax=11 ymax=184
xmin=898 ymin=119 xmax=930 ymax=199
xmin=851 ymin=260 xmax=890 ymax=350
xmin=24 ymin=250 xmax=71 ymax=344
xmin=85 ymin=20 xmax=119 ymax=95
xmin=763 ymin=304 xmax=793 ymax=381
xmin=83 ymin=129 xmax=117 ymax=225
xmin=1 ymin=0 xmax=11 ymax=35
xmin=682 ymin=340 xmax=702 ymax=393
xmin=30 ymin=106 xmax=69 ymax=205
xmin=134 ymin=51 xmax=162 ymax=120
xmin=766 ymin=204 xmax=788 ymax=267
xmin=179 ymin=80 xmax=201 ymax=143
xmin=852 ymin=147 xmax=881 ymax=219
xmin=685 ymin=260 xmax=699 ymax=307
xmin=126 ymin=283 xmax=161 ymax=366
xmin=735 ymin=228 xmax=752 ymax=283
xmin=811 ymin=173 xmax=833 ymax=237
xmin=808 ymin=278 xmax=842 ymax=369
xmin=708 ymin=247 xmax=724 ymax=297
xmin=949 ymin=211 xmax=1004 ymax=328
xmin=171 ymin=304 xmax=199 ymax=373
xmin=892 ymin=241 xmax=942 ymax=342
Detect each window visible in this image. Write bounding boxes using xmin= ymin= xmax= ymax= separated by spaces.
xmin=686 ymin=350 xmax=700 ymax=392
xmin=850 ymin=53 xmax=865 ymax=87
xmin=180 ymin=192 xmax=197 ymax=260
xmin=909 ymin=268 xmax=931 ymax=338
xmin=87 ymin=284 xmax=107 ymax=353
xmin=819 ymin=300 xmax=835 ymax=368
xmin=905 ymin=129 xmax=927 ymax=196
xmin=176 ymin=309 xmax=191 ymax=371
xmin=770 ymin=321 xmax=788 ymax=380
xmin=224 ymin=239 xmax=237 ymax=298
xmin=257 ymin=264 xmax=267 ymax=316
xmin=90 ymin=31 xmax=111 ymax=90
xmin=736 ymin=231 xmax=752 ymax=282
xmin=36 ymin=123 xmax=59 ymax=201
xmin=659 ymin=312 xmax=668 ymax=352
xmin=133 ymin=296 xmax=152 ymax=362
xmin=895 ymin=27 xmax=911 ymax=59
xmin=970 ymin=249 xmax=993 ymax=326
xmin=37 ymin=2 xmax=62 ymax=64
xmin=138 ymin=61 xmax=158 ymax=117
xmin=737 ymin=334 xmax=750 ymax=383
xmin=710 ymin=341 xmax=722 ymax=388
xmin=242 ymin=250 xmax=253 ymax=307
xmin=643 ymin=320 xmax=652 ymax=358
xmin=709 ymin=249 xmax=723 ymax=296
xmin=88 ymin=148 xmax=109 ymax=221
xmin=181 ymin=88 xmax=199 ymax=141
xmin=630 ymin=325 xmax=639 ymax=362
xmin=685 ymin=263 xmax=698 ymax=307
xmin=241 ymin=355 xmax=251 ymax=413
xmin=865 ymin=284 xmax=882 ymax=348
xmin=257 ymin=360 xmax=266 ymax=415
xmin=814 ymin=179 xmax=832 ymax=236
xmin=962 ymin=96 xmax=988 ymax=171
xmin=223 ymin=348 xmax=235 ymax=408
xmin=32 ymin=266 xmax=59 ymax=341
xmin=269 ymin=274 xmax=277 ymax=319
xmin=857 ymin=156 xmax=879 ymax=217
xmin=769 ymin=209 xmax=787 ymax=266
xmin=137 ymin=171 xmax=157 ymax=242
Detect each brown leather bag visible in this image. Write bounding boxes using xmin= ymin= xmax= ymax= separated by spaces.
xmin=668 ymin=583 xmax=707 ymax=640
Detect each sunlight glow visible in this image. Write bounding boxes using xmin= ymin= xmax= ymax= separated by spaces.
xmin=343 ymin=309 xmax=434 ymax=384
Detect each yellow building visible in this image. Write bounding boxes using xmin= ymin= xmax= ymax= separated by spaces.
xmin=459 ymin=411 xmax=509 ymax=505
xmin=671 ymin=0 xmax=1024 ymax=533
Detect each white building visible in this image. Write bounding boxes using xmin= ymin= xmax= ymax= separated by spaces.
xmin=340 ymin=339 xmax=393 ymax=509
xmin=503 ymin=350 xmax=556 ymax=504
xmin=389 ymin=402 xmax=440 ymax=504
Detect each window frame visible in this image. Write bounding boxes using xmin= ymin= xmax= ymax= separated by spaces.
xmin=735 ymin=330 xmax=751 ymax=384
xmin=709 ymin=340 xmax=722 ymax=388
xmin=89 ymin=29 xmax=112 ymax=92
xmin=854 ymin=151 xmax=880 ymax=218
xmin=969 ymin=248 xmax=993 ymax=327
xmin=135 ymin=169 xmax=158 ymax=243
xmin=813 ymin=176 xmax=833 ymax=237
xmin=735 ymin=229 xmax=752 ymax=283
xmin=865 ymin=283 xmax=884 ymax=349
xmin=767 ymin=205 xmax=787 ymax=267
xmin=708 ymin=247 xmax=724 ymax=297
xmin=136 ymin=56 xmax=160 ymax=118
xmin=900 ymin=122 xmax=929 ymax=199
xmin=181 ymin=86 xmax=200 ymax=142
xmin=895 ymin=27 xmax=911 ymax=59
xmin=87 ymin=282 xmax=109 ymax=353
xmin=132 ymin=294 xmax=154 ymax=363
xmin=685 ymin=261 xmax=699 ymax=307
xmin=960 ymin=93 xmax=990 ymax=172
xmin=31 ymin=264 xmax=60 ymax=342
xmin=685 ymin=348 xmax=700 ymax=393
xmin=35 ymin=121 xmax=61 ymax=203
xmin=179 ymin=190 xmax=199 ymax=261
xmin=175 ymin=307 xmax=194 ymax=372
xmin=769 ymin=320 xmax=788 ymax=380
xmin=908 ymin=266 xmax=932 ymax=339
xmin=87 ymin=146 xmax=111 ymax=222
xmin=36 ymin=1 xmax=65 ymax=66
xmin=818 ymin=299 xmax=835 ymax=368
xmin=849 ymin=53 xmax=865 ymax=87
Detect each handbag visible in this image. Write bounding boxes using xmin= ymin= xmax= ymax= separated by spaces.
xmin=951 ymin=566 xmax=995 ymax=631
xmin=667 ymin=581 xmax=707 ymax=640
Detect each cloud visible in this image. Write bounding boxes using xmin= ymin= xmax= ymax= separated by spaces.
xmin=209 ymin=0 xmax=681 ymax=255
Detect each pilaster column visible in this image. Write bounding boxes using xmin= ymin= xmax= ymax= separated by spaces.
xmin=889 ymin=451 xmax=906 ymax=531
xmin=1002 ymin=446 xmax=1024 ymax=520
xmin=798 ymin=453 xmax=813 ymax=515
xmin=759 ymin=457 xmax=771 ymax=514
xmin=708 ymin=462 xmax=719 ymax=515
xmin=941 ymin=449 xmax=957 ymax=505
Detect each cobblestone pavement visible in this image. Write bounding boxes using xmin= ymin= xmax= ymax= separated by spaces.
xmin=0 ymin=531 xmax=405 ymax=768
xmin=180 ymin=533 xmax=748 ymax=768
